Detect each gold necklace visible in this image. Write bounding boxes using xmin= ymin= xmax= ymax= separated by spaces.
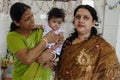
xmin=72 ymin=38 xmax=81 ymax=45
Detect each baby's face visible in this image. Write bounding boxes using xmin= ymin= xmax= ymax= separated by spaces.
xmin=48 ymin=18 xmax=63 ymax=30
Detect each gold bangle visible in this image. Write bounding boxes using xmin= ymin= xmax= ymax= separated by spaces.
xmin=54 ymin=57 xmax=59 ymax=62
xmin=51 ymin=52 xmax=57 ymax=61
xmin=41 ymin=37 xmax=48 ymax=45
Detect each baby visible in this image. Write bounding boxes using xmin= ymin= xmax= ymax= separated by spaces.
xmin=42 ymin=7 xmax=65 ymax=68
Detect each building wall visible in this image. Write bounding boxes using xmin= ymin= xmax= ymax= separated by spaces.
xmin=103 ymin=0 xmax=120 ymax=61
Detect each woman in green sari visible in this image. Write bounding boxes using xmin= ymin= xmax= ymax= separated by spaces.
xmin=7 ymin=2 xmax=63 ymax=80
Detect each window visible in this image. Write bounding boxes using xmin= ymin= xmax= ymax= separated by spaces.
xmin=82 ymin=0 xmax=94 ymax=7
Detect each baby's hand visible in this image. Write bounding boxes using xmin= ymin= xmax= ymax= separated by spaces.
xmin=58 ymin=32 xmax=63 ymax=37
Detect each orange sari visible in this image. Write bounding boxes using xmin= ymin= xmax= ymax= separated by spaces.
xmin=57 ymin=35 xmax=120 ymax=80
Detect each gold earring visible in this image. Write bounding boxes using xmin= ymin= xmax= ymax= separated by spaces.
xmin=16 ymin=23 xmax=20 ymax=26
xmin=13 ymin=21 xmax=20 ymax=26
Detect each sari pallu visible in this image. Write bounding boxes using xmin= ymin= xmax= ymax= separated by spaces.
xmin=57 ymin=35 xmax=120 ymax=80
xmin=7 ymin=29 xmax=53 ymax=80
xmin=22 ymin=29 xmax=53 ymax=80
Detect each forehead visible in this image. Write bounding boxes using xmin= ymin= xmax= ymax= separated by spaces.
xmin=76 ymin=8 xmax=91 ymax=16
xmin=22 ymin=9 xmax=32 ymax=17
xmin=49 ymin=17 xmax=63 ymax=21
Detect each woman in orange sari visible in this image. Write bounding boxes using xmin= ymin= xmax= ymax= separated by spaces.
xmin=56 ymin=5 xmax=120 ymax=80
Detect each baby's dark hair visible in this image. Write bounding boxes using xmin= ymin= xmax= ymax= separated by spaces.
xmin=47 ymin=7 xmax=65 ymax=22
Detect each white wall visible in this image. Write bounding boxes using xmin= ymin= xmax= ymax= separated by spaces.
xmin=0 ymin=14 xmax=11 ymax=55
xmin=103 ymin=8 xmax=119 ymax=47
xmin=116 ymin=16 xmax=120 ymax=61
xmin=103 ymin=0 xmax=120 ymax=61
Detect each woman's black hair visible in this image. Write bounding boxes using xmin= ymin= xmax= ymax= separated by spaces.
xmin=47 ymin=7 xmax=65 ymax=22
xmin=9 ymin=2 xmax=31 ymax=31
xmin=68 ymin=5 xmax=99 ymax=43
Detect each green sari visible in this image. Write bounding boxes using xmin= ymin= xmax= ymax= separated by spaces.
xmin=7 ymin=29 xmax=53 ymax=80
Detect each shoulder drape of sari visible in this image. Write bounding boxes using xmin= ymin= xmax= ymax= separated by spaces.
xmin=21 ymin=29 xmax=53 ymax=80
xmin=57 ymin=35 xmax=120 ymax=80
xmin=11 ymin=29 xmax=53 ymax=80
